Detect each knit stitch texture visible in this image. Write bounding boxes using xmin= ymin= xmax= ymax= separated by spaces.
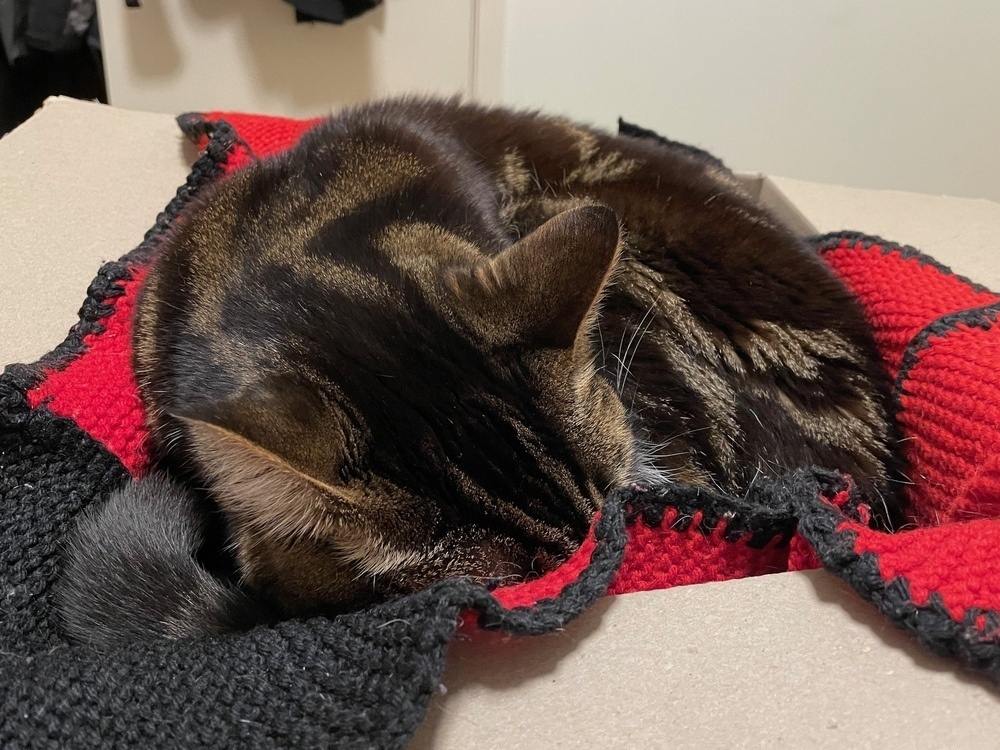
xmin=2 ymin=113 xmax=1000 ymax=747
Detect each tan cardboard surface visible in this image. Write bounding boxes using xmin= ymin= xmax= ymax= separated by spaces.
xmin=2 ymin=99 xmax=999 ymax=747
xmin=413 ymin=572 xmax=998 ymax=749
xmin=772 ymin=176 xmax=1000 ymax=289
xmin=0 ymin=97 xmax=193 ymax=366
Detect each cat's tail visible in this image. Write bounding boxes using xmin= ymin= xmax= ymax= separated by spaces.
xmin=55 ymin=474 xmax=273 ymax=649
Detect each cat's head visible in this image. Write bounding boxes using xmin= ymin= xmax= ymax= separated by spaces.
xmin=150 ymin=205 xmax=633 ymax=615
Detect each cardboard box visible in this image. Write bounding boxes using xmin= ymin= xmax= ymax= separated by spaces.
xmin=3 ymin=98 xmax=999 ymax=747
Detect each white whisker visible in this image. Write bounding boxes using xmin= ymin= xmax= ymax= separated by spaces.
xmin=615 ymin=296 xmax=660 ymax=394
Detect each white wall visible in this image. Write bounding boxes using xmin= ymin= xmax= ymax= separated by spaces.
xmin=502 ymin=0 xmax=1000 ymax=201
xmin=96 ymin=0 xmax=478 ymax=117
xmin=97 ymin=1 xmax=1000 ymax=201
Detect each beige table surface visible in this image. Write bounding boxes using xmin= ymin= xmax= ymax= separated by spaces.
xmin=2 ymin=98 xmax=999 ymax=748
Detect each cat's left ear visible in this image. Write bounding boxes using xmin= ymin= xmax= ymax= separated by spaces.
xmin=448 ymin=205 xmax=622 ymax=349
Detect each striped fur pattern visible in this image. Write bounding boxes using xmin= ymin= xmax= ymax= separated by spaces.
xmin=127 ymin=98 xmax=899 ymax=623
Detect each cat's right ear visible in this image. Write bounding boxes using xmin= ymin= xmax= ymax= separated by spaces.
xmin=446 ymin=205 xmax=622 ymax=350
xmin=167 ymin=386 xmax=356 ymax=542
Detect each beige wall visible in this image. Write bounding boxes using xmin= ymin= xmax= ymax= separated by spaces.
xmin=96 ymin=0 xmax=480 ymax=117
xmin=503 ymin=0 xmax=1000 ymax=201
xmin=97 ymin=1 xmax=999 ymax=201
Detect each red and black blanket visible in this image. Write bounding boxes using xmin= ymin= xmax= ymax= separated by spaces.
xmin=1 ymin=113 xmax=998 ymax=748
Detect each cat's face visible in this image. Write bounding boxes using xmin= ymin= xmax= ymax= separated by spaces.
xmin=159 ymin=205 xmax=634 ymax=616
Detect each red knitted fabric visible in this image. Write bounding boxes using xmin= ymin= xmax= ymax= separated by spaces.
xmin=491 ymin=528 xmax=598 ymax=609
xmin=25 ymin=268 xmax=151 ymax=477
xmin=605 ymin=509 xmax=788 ymax=595
xmin=196 ymin=112 xmax=323 ymax=172
xmin=19 ymin=112 xmax=1000 ymax=662
xmin=848 ymin=516 xmax=1000 ymax=623
xmin=817 ymin=238 xmax=1000 ymax=523
xmin=786 ymin=533 xmax=823 ymax=572
xmin=820 ymin=241 xmax=998 ymax=379
xmin=802 ymin=237 xmax=1000 ymax=653
xmin=897 ymin=319 xmax=1000 ymax=525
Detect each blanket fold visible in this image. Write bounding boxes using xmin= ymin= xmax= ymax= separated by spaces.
xmin=2 ymin=110 xmax=998 ymax=748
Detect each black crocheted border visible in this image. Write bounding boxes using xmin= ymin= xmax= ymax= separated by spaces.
xmin=814 ymin=230 xmax=1000 ymax=433
xmin=812 ymin=230 xmax=995 ymax=296
xmin=895 ymin=302 xmax=1000 ymax=396
xmin=176 ymin=112 xmax=261 ymax=162
xmin=622 ymin=477 xmax=803 ymax=549
xmin=794 ymin=490 xmax=1000 ymax=682
xmin=472 ymin=469 xmax=839 ymax=634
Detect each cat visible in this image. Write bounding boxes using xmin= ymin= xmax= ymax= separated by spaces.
xmin=56 ymin=98 xmax=902 ymax=647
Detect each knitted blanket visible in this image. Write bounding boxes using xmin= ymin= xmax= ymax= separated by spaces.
xmin=2 ymin=111 xmax=999 ymax=748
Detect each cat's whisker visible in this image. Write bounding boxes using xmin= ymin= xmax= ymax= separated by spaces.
xmin=627 ymin=376 xmax=642 ymax=415
xmin=529 ymin=164 xmax=543 ymax=193
xmin=667 ymin=425 xmax=712 ymax=440
xmin=621 ymin=295 xmax=661 ymax=383
xmin=615 ymin=297 xmax=659 ymax=394
xmin=871 ymin=484 xmax=896 ymax=532
xmin=744 ymin=463 xmax=764 ymax=500
xmin=614 ymin=324 xmax=631 ymax=392
xmin=889 ymin=471 xmax=916 ymax=486
xmin=596 ymin=323 xmax=607 ymax=372
xmin=646 ymin=449 xmax=690 ymax=461
xmin=609 ymin=353 xmax=636 ymax=391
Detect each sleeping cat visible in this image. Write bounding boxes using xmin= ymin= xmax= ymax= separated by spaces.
xmin=56 ymin=98 xmax=902 ymax=646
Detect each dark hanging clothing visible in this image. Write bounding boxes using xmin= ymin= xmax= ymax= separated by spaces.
xmin=1 ymin=0 xmax=95 ymax=64
xmin=283 ymin=0 xmax=381 ymax=25
xmin=0 ymin=0 xmax=103 ymax=136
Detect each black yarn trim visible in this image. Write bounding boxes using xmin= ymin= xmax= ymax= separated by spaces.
xmin=811 ymin=231 xmax=995 ymax=296
xmin=177 ymin=113 xmax=259 ymax=162
xmin=467 ymin=485 xmax=629 ymax=635
xmin=621 ymin=474 xmax=811 ymax=550
xmin=0 ymin=120 xmax=240 ymax=397
xmin=176 ymin=112 xmax=216 ymax=141
xmin=617 ymin=117 xmax=730 ymax=173
xmin=894 ymin=302 xmax=1000 ymax=399
xmin=795 ymin=491 xmax=1000 ymax=682
xmin=471 ymin=469 xmax=833 ymax=632
xmin=466 ymin=469 xmax=850 ymax=635
xmin=441 ymin=469 xmax=831 ymax=633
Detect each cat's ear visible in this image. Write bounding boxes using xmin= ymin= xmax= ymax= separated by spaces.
xmin=448 ymin=205 xmax=621 ymax=349
xmin=170 ymin=397 xmax=352 ymax=540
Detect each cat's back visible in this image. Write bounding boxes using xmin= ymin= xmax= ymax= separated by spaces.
xmin=136 ymin=98 xmax=899 ymax=521
xmin=132 ymin=99 xmax=520 ymax=442
xmin=381 ymin=100 xmax=899 ymax=513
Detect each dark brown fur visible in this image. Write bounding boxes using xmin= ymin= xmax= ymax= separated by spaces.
xmin=120 ymin=98 xmax=899 ymax=626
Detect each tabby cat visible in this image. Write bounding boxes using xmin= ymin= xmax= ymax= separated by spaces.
xmin=56 ymin=98 xmax=901 ymax=647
